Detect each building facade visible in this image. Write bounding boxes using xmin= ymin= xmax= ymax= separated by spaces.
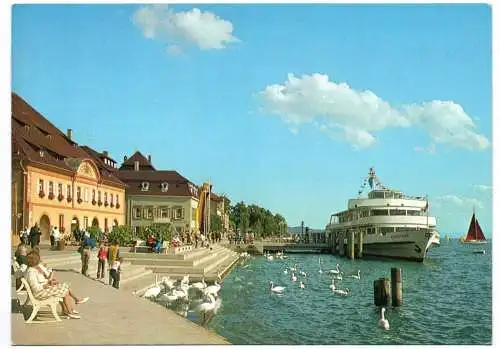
xmin=11 ymin=93 xmax=126 ymax=244
xmin=209 ymin=193 xmax=230 ymax=232
xmin=117 ymin=151 xmax=201 ymax=235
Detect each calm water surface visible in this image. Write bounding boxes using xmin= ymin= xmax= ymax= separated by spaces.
xmin=203 ymin=240 xmax=491 ymax=345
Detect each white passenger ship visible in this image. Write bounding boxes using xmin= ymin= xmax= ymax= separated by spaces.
xmin=326 ymin=168 xmax=440 ymax=262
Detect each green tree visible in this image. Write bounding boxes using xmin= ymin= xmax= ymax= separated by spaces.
xmin=108 ymin=225 xmax=134 ymax=246
xmin=210 ymin=214 xmax=223 ymax=232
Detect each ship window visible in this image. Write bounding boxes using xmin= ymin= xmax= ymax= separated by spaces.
xmin=380 ymin=227 xmax=395 ymax=234
xmin=372 ymin=191 xmax=385 ymax=199
xmin=367 ymin=227 xmax=375 ymax=234
xmin=384 ymin=192 xmax=394 ymax=199
xmin=390 ymin=209 xmax=406 ymax=216
xmin=371 ymin=209 xmax=388 ymax=216
xmin=407 ymin=210 xmax=421 ymax=216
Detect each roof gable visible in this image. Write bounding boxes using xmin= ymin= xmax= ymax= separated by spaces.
xmin=120 ymin=151 xmax=155 ymax=171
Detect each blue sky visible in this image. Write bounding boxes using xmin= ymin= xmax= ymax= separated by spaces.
xmin=11 ymin=4 xmax=492 ymax=236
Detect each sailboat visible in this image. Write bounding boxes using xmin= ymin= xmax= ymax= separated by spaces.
xmin=460 ymin=211 xmax=487 ymax=245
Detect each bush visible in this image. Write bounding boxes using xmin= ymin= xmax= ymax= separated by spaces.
xmin=108 ymin=225 xmax=134 ymax=246
xmin=87 ymin=226 xmax=101 ymax=241
xmin=138 ymin=223 xmax=176 ymax=242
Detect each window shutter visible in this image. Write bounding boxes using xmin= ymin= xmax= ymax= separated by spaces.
xmin=181 ymin=207 xmax=185 ymax=219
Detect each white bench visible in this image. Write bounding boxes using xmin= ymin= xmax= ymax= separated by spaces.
xmin=20 ymin=278 xmax=63 ymax=323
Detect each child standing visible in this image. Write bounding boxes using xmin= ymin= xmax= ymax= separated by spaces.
xmin=109 ymin=257 xmax=123 ymax=289
xmin=96 ymin=243 xmax=108 ymax=279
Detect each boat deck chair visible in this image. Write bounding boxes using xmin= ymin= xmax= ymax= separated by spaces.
xmin=20 ymin=278 xmax=63 ymax=323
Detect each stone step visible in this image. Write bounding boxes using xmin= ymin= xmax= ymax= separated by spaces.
xmin=121 ymin=245 xmax=223 ymax=261
xmin=126 ymin=246 xmax=227 ymax=267
xmin=120 ymin=269 xmax=153 ymax=285
xmin=143 ymin=247 xmax=233 ymax=274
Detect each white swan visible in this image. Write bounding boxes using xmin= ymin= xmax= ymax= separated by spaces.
xmin=196 ymin=294 xmax=220 ymax=325
xmin=269 ymin=281 xmax=285 ymax=293
xmin=291 ymin=273 xmax=297 ymax=282
xmin=204 ymin=281 xmax=221 ymax=297
xmin=161 ymin=276 xmax=175 ymax=290
xmin=329 ymin=264 xmax=340 ymax=274
xmin=379 ymin=307 xmax=390 ymax=330
xmin=335 ymin=272 xmax=344 ymax=280
xmin=283 ymin=268 xmax=288 ymax=275
xmin=143 ymin=276 xmax=162 ymax=298
xmin=329 ymin=278 xmax=336 ymax=291
xmin=300 ymin=271 xmax=307 ymax=277
xmin=333 ymin=288 xmax=349 ymax=296
xmin=160 ymin=292 xmax=179 ymax=303
xmin=348 ymin=270 xmax=361 ymax=280
xmin=267 ymin=255 xmax=274 ymax=261
xmin=299 ymin=281 xmax=305 ymax=289
xmin=191 ymin=278 xmax=207 ymax=290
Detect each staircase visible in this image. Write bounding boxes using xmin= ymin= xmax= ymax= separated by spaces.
xmin=35 ymin=244 xmax=241 ymax=294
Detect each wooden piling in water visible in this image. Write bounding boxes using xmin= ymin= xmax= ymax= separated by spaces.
xmin=349 ymin=231 xmax=355 ymax=259
xmin=373 ymin=278 xmax=391 ymax=306
xmin=391 ymin=267 xmax=403 ymax=306
xmin=332 ymin=231 xmax=337 ymax=255
xmin=357 ymin=231 xmax=363 ymax=258
xmin=339 ymin=233 xmax=345 ymax=256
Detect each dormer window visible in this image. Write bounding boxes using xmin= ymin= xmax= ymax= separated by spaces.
xmin=161 ymin=182 xmax=169 ymax=192
xmin=141 ymin=182 xmax=150 ymax=191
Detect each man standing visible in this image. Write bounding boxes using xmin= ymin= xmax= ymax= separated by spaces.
xmin=19 ymin=226 xmax=28 ymax=245
xmin=52 ymin=226 xmax=61 ymax=250
xmin=80 ymin=233 xmax=96 ymax=277
xmin=29 ymin=224 xmax=40 ymax=248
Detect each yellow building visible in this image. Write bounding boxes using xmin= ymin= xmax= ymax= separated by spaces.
xmin=11 ymin=93 xmax=126 ymax=244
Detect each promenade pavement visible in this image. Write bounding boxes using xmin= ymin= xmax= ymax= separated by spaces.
xmin=11 ymin=269 xmax=229 ymax=345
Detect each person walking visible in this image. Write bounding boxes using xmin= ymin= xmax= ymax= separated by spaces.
xmin=20 ymin=226 xmax=29 ymax=245
xmin=107 ymin=241 xmax=120 ymax=285
xmin=96 ymin=242 xmax=108 ymax=279
xmin=109 ymin=257 xmax=123 ymax=289
xmin=80 ymin=234 xmax=96 ymax=277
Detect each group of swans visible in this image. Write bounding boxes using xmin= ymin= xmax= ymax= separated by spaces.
xmin=266 ymin=251 xmax=287 ymax=261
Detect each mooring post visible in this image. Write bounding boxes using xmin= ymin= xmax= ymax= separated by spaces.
xmin=373 ymin=278 xmax=391 ymax=306
xmin=349 ymin=231 xmax=355 ymax=259
xmin=357 ymin=231 xmax=363 ymax=258
xmin=339 ymin=233 xmax=345 ymax=256
xmin=391 ymin=267 xmax=403 ymax=306
xmin=332 ymin=231 xmax=337 ymax=255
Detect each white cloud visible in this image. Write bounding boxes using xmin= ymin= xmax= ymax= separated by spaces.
xmin=473 ymin=184 xmax=492 ymax=192
xmin=258 ymin=73 xmax=490 ymax=150
xmin=436 ymin=194 xmax=483 ymax=209
xmin=133 ymin=5 xmax=239 ymax=51
xmin=414 ymin=143 xmax=436 ymax=154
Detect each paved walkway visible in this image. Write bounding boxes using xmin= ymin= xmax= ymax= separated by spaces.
xmin=11 ymin=270 xmax=229 ymax=345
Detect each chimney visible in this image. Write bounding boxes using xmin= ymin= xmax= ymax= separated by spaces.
xmin=124 ymin=155 xmax=128 ymax=162
xmin=134 ymin=161 xmax=139 ymax=172
xmin=66 ymin=129 xmax=72 ymax=140
xmin=102 ymin=150 xmax=109 ymax=158
xmin=148 ymin=155 xmax=151 ymax=164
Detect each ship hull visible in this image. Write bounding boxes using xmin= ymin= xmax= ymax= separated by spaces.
xmin=334 ymin=230 xmax=438 ymax=262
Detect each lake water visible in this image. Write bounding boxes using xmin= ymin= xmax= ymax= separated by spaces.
xmin=156 ymin=240 xmax=492 ymax=344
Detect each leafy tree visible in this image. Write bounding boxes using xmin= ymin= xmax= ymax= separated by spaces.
xmin=87 ymin=226 xmax=101 ymax=241
xmin=108 ymin=225 xmax=134 ymax=246
xmin=211 ymin=214 xmax=223 ymax=232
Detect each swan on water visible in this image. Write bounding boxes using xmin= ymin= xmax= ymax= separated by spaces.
xmin=267 ymin=254 xmax=274 ymax=261
xmin=196 ymin=294 xmax=221 ymax=325
xmin=329 ymin=278 xmax=336 ymax=291
xmin=299 ymin=281 xmax=305 ymax=289
xmin=283 ymin=268 xmax=288 ymax=275
xmin=329 ymin=264 xmax=340 ymax=274
xmin=333 ymin=288 xmax=349 ymax=296
xmin=348 ymin=270 xmax=361 ymax=280
xmin=379 ymin=307 xmax=390 ymax=330
xmin=204 ymin=281 xmax=221 ymax=297
xmin=335 ymin=272 xmax=344 ymax=280
xmin=291 ymin=273 xmax=297 ymax=282
xmin=300 ymin=271 xmax=307 ymax=277
xmin=269 ymin=281 xmax=285 ymax=293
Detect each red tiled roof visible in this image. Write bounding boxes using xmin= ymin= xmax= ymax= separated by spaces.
xmin=117 ymin=170 xmax=197 ymax=197
xmin=11 ymin=92 xmax=124 ymax=188
xmin=120 ymin=151 xmax=155 ymax=171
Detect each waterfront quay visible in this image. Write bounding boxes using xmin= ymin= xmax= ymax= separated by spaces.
xmin=11 ymin=244 xmax=237 ymax=345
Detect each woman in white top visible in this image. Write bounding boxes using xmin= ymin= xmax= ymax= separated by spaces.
xmin=25 ymin=251 xmax=88 ymax=319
